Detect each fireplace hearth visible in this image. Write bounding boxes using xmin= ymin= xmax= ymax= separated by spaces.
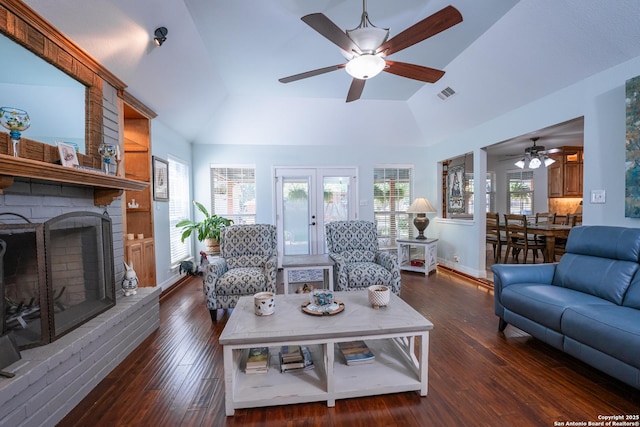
xmin=0 ymin=211 xmax=115 ymax=349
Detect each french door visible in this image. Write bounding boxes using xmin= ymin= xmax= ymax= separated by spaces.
xmin=274 ymin=167 xmax=357 ymax=266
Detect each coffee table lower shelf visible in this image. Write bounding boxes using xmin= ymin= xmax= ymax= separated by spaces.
xmin=224 ymin=335 xmax=427 ymax=415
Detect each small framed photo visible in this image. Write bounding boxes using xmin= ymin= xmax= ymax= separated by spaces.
xmin=57 ymin=142 xmax=79 ymax=167
xmin=152 ymin=156 xmax=169 ymax=201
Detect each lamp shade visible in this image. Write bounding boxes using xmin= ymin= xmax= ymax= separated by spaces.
xmin=406 ymin=197 xmax=437 ymax=214
xmin=345 ymin=54 xmax=386 ymax=80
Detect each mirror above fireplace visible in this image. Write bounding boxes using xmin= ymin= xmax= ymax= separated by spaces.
xmin=0 ymin=33 xmax=86 ymax=153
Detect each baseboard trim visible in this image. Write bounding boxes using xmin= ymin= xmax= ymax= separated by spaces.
xmin=436 ymin=264 xmax=494 ymax=291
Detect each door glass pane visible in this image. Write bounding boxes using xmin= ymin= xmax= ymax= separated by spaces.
xmin=283 ymin=178 xmax=310 ymax=255
xmin=323 ymin=176 xmax=350 ymax=223
xmin=322 ymin=176 xmax=350 ymax=253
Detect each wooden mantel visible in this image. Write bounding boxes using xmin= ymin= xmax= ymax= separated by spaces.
xmin=0 ymin=154 xmax=148 ymax=206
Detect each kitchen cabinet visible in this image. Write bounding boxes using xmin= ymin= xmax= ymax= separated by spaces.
xmin=547 ymin=147 xmax=583 ymax=198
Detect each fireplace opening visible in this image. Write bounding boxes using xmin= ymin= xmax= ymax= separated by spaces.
xmin=1 ymin=212 xmax=115 ymax=349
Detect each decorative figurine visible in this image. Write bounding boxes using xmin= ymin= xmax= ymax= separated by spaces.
xmin=122 ymin=261 xmax=139 ymax=296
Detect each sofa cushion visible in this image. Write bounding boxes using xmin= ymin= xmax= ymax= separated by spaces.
xmin=564 ymin=226 xmax=640 ymax=262
xmin=501 ymin=284 xmax=615 ymax=332
xmin=561 ymin=305 xmax=640 ymax=370
xmin=345 ymin=262 xmax=392 ymax=288
xmin=553 ymin=253 xmax=638 ymax=305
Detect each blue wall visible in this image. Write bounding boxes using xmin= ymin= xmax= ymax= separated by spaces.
xmin=151 ymin=55 xmax=640 ymax=285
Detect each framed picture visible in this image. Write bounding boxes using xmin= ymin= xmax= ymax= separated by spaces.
xmin=57 ymin=142 xmax=79 ymax=167
xmin=153 ymin=156 xmax=169 ymax=201
xmin=447 ymin=165 xmax=465 ymax=213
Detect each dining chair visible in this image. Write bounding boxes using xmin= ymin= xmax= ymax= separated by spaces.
xmin=535 ymin=212 xmax=555 ymax=224
xmin=553 ymin=214 xmax=569 ymax=225
xmin=503 ymin=214 xmax=546 ymax=264
xmin=486 ymin=212 xmax=507 ymax=263
xmin=555 ymin=214 xmax=583 ymax=260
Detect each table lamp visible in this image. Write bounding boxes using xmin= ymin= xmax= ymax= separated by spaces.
xmin=0 ymin=107 xmax=30 ymax=158
xmin=407 ymin=197 xmax=437 ymax=240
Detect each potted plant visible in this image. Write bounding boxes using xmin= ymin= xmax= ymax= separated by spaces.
xmin=176 ymin=201 xmax=233 ymax=253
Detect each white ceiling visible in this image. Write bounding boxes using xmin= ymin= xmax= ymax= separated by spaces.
xmin=19 ymin=0 xmax=640 ymax=152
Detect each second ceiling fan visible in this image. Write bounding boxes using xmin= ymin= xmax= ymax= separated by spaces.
xmin=279 ymin=1 xmax=463 ymax=102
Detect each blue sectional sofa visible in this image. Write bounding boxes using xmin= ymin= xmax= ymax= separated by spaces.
xmin=492 ymin=226 xmax=640 ymax=389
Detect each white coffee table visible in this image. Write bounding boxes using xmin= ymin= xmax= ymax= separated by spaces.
xmin=219 ymin=291 xmax=434 ymax=416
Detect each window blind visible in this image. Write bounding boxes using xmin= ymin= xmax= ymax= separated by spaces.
xmin=169 ymin=157 xmax=191 ymax=264
xmin=373 ymin=167 xmax=413 ymax=247
xmin=210 ymin=166 xmax=256 ymax=224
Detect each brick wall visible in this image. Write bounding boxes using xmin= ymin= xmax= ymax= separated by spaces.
xmin=0 ymin=81 xmax=160 ymax=426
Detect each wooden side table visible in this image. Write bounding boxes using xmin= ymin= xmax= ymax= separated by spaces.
xmin=397 ymin=238 xmax=438 ymax=275
xmin=281 ymin=254 xmax=335 ymax=295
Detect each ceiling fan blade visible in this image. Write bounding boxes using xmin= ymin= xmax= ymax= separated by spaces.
xmin=279 ymin=64 xmax=346 ymax=83
xmin=346 ymin=78 xmax=365 ymax=103
xmin=384 ymin=61 xmax=445 ymax=83
xmin=302 ymin=13 xmax=360 ymax=54
xmin=376 ymin=5 xmax=463 ymax=57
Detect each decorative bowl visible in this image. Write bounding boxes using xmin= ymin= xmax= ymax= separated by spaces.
xmin=368 ymin=285 xmax=390 ymax=308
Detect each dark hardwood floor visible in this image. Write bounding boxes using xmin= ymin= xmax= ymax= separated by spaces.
xmin=58 ymin=270 xmax=640 ymax=427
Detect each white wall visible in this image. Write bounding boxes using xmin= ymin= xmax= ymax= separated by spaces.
xmin=426 ymin=55 xmax=640 ymax=277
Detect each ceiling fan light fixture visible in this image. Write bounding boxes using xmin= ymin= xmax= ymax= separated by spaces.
xmin=529 ymin=156 xmax=542 ymax=169
xmin=544 ymin=156 xmax=556 ymax=167
xmin=345 ymin=54 xmax=385 ymax=80
xmin=346 ymin=27 xmax=389 ymax=54
xmin=515 ymin=158 xmax=526 ymax=169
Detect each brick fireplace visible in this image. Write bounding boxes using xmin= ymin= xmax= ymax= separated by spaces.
xmin=0 ymin=178 xmax=160 ymax=426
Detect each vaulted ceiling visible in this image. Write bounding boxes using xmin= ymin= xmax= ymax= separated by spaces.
xmin=20 ymin=0 xmax=640 ymax=150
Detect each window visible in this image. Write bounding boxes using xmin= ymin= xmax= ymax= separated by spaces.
xmin=507 ymin=171 xmax=534 ymax=215
xmin=465 ymin=172 xmax=496 ymax=213
xmin=169 ymin=157 xmax=191 ymax=264
xmin=373 ymin=167 xmax=412 ymax=247
xmin=210 ymin=166 xmax=256 ymax=224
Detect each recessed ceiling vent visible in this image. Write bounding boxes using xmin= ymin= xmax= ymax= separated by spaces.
xmin=437 ymin=86 xmax=456 ymax=100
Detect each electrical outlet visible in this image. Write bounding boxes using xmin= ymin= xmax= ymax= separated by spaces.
xmin=453 ymin=255 xmax=459 ymax=263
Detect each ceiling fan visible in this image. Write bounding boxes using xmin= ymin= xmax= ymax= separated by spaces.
xmin=514 ymin=138 xmax=559 ymax=169
xmin=278 ymin=1 xmax=463 ymax=102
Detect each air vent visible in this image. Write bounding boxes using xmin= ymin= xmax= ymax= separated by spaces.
xmin=437 ymin=86 xmax=456 ymax=100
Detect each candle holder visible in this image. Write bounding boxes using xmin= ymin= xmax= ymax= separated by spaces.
xmin=0 ymin=107 xmax=30 ymax=158
xmin=98 ymin=142 xmax=117 ymax=175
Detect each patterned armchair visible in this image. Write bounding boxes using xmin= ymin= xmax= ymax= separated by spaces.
xmin=325 ymin=220 xmax=400 ymax=295
xmin=202 ymin=224 xmax=277 ymax=321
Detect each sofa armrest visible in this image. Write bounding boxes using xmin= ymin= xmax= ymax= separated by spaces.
xmin=205 ymin=257 xmax=228 ymax=279
xmin=329 ymin=253 xmax=349 ymax=291
xmin=375 ymin=251 xmax=397 ymax=272
xmin=492 ymin=263 xmax=556 ymax=320
xmin=202 ymin=258 xmax=229 ymax=311
xmin=265 ymin=255 xmax=278 ymax=293
xmin=491 ymin=263 xmax=556 ymax=289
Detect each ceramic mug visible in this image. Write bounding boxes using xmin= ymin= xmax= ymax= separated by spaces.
xmin=254 ymin=292 xmax=275 ymax=316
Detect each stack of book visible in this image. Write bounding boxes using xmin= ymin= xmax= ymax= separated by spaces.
xmin=245 ymin=347 xmax=270 ymax=374
xmin=279 ymin=345 xmax=314 ymax=372
xmin=338 ymin=341 xmax=375 ymax=365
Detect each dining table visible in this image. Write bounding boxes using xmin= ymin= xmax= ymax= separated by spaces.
xmin=526 ymin=223 xmax=573 ymax=262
